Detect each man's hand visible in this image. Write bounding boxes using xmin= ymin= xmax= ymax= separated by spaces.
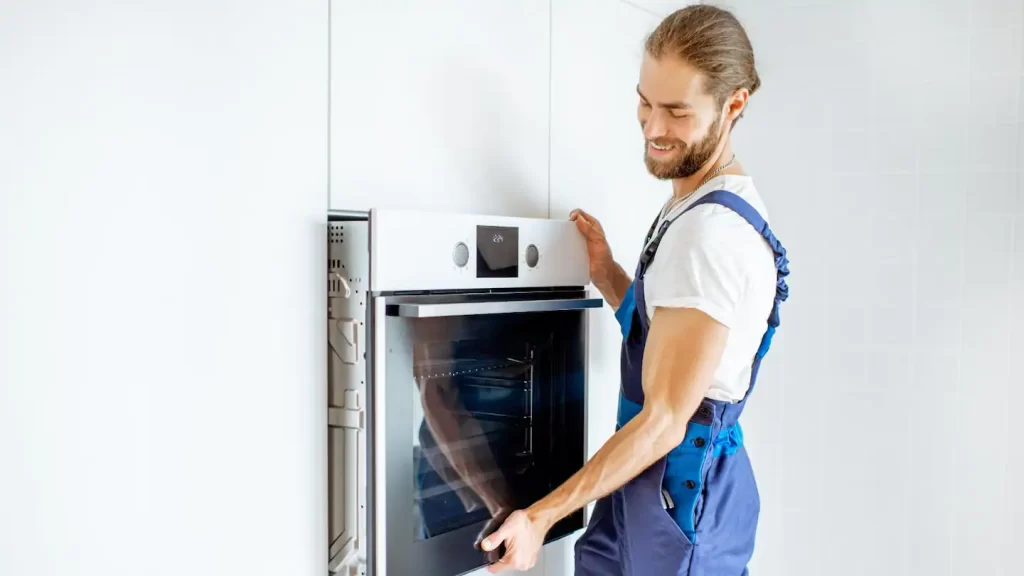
xmin=479 ymin=509 xmax=552 ymax=573
xmin=569 ymin=209 xmax=615 ymax=285
xmin=570 ymin=209 xmax=632 ymax=308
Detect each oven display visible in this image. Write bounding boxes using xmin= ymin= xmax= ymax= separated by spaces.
xmin=476 ymin=225 xmax=519 ymax=278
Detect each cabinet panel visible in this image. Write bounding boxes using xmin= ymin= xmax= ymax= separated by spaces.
xmin=330 ymin=1 xmax=551 ymax=218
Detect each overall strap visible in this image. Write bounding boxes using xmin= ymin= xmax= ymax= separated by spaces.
xmin=687 ymin=190 xmax=790 ymax=336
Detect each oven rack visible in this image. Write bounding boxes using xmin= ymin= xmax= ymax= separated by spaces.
xmin=414 ymin=357 xmax=532 ymax=381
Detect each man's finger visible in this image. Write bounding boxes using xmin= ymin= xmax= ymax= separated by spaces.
xmin=574 ymin=214 xmax=593 ymax=235
xmin=480 ymin=526 xmax=508 ymax=552
xmin=486 ymin=557 xmax=512 ymax=574
xmin=570 ymin=208 xmax=592 ymax=222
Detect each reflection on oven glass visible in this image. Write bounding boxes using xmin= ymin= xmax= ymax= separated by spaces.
xmin=412 ymin=326 xmax=540 ymax=544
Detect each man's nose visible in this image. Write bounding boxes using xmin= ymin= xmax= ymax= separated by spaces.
xmin=643 ymin=111 xmax=668 ymax=140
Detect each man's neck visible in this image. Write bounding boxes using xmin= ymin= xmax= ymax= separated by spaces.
xmin=671 ymin=140 xmax=734 ymax=200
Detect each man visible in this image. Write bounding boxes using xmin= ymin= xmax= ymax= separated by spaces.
xmin=480 ymin=5 xmax=790 ymax=575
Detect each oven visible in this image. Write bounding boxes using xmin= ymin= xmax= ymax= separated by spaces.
xmin=328 ymin=209 xmax=602 ymax=576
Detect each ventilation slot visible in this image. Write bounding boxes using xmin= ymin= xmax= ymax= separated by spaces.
xmin=329 ymin=225 xmax=345 ymax=246
xmin=329 ymin=276 xmax=343 ymax=294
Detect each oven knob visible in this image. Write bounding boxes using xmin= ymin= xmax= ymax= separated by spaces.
xmin=525 ymin=244 xmax=539 ymax=268
xmin=452 ymin=242 xmax=470 ymax=268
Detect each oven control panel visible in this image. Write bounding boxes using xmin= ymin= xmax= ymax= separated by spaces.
xmin=370 ymin=209 xmax=590 ymax=292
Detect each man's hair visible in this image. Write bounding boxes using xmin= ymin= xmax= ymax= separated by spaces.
xmin=645 ymin=5 xmax=760 ymax=125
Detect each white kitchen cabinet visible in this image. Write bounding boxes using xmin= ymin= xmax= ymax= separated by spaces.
xmin=330 ymin=1 xmax=551 ymax=218
xmin=1 ymin=2 xmax=328 ymax=576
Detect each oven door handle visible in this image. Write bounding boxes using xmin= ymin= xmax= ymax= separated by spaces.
xmin=386 ymin=297 xmax=604 ymax=318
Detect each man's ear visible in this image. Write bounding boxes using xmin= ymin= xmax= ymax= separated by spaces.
xmin=727 ymin=88 xmax=749 ymax=123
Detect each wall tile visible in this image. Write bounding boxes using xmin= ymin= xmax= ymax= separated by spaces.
xmin=952 ymin=213 xmax=1013 ymax=576
xmin=908 ymin=298 xmax=959 ymax=575
xmin=916 ymin=118 xmax=969 ymax=175
xmin=967 ymin=124 xmax=1018 ymax=173
xmin=968 ymin=72 xmax=1021 ymax=126
xmin=966 ymin=170 xmax=1019 ymax=214
xmin=915 ymin=202 xmax=966 ymax=306
xmin=1010 ymin=217 xmax=1024 ymax=570
xmin=970 ymin=0 xmax=1024 ymax=78
xmin=1018 ymin=128 xmax=1024 ymax=213
xmin=830 ymin=129 xmax=879 ymax=175
xmin=919 ymin=172 xmax=968 ymax=214
xmin=918 ymin=4 xmax=971 ymax=78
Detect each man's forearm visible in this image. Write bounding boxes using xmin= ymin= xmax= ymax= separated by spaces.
xmin=523 ymin=306 xmax=726 ymax=534
xmin=523 ymin=403 xmax=694 ymax=531
xmin=594 ymin=262 xmax=633 ymax=309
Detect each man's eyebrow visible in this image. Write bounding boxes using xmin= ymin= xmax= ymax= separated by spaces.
xmin=636 ymin=85 xmax=692 ymax=110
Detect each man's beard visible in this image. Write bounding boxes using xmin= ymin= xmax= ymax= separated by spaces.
xmin=644 ymin=113 xmax=723 ymax=180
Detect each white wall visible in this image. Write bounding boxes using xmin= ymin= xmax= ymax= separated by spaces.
xmin=0 ymin=2 xmax=327 ymax=576
xmin=329 ymin=0 xmax=551 ymax=218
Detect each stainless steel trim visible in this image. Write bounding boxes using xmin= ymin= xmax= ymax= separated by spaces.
xmin=328 ymin=406 xmax=364 ymax=430
xmin=328 ymin=208 xmax=370 ymax=220
xmin=328 ymin=531 xmax=356 ymax=572
xmin=387 ymin=297 xmax=603 ymax=318
xmin=371 ymin=297 xmax=387 ymax=576
xmin=581 ymin=298 xmax=593 ymax=527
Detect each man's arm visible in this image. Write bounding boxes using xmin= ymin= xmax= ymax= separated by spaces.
xmin=569 ymin=209 xmax=633 ymax=309
xmin=523 ymin=304 xmax=729 ymax=531
xmin=593 ymin=262 xmax=633 ymax=310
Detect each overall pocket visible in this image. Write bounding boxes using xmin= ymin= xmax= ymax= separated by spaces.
xmin=622 ymin=454 xmax=694 ymax=552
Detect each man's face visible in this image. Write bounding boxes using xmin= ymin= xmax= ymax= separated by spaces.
xmin=637 ymin=53 xmax=726 ymax=180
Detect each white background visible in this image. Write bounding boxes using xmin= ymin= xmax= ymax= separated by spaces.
xmin=3 ymin=0 xmax=1024 ymax=575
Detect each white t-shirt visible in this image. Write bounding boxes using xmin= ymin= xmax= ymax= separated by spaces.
xmin=642 ymin=174 xmax=777 ymax=403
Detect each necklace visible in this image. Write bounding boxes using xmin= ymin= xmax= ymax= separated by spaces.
xmin=660 ymin=154 xmax=737 ymax=219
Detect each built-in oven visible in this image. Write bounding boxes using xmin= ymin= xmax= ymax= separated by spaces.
xmin=328 ymin=209 xmax=601 ymax=576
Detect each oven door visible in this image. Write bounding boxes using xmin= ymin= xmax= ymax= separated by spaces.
xmin=369 ymin=290 xmax=599 ymax=576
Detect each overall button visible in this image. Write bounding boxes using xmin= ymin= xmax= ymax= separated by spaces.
xmin=693 ymin=437 xmax=706 ymax=448
xmin=685 ymin=480 xmax=696 ymax=489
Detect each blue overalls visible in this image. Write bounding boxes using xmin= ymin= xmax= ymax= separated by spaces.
xmin=573 ymin=191 xmax=790 ymax=576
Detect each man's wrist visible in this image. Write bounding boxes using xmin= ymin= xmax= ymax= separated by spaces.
xmin=525 ymin=500 xmax=560 ymax=533
xmin=594 ymin=265 xmax=629 ymax=303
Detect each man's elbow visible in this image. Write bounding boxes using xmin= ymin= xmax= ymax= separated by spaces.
xmin=639 ymin=405 xmax=690 ymax=453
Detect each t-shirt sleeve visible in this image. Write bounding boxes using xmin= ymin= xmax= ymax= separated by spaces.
xmin=645 ymin=209 xmax=752 ymax=328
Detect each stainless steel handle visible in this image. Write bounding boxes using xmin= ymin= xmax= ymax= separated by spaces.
xmin=387 ymin=297 xmax=603 ymax=318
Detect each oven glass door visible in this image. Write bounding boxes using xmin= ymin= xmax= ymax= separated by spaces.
xmin=373 ymin=292 xmax=592 ymax=576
